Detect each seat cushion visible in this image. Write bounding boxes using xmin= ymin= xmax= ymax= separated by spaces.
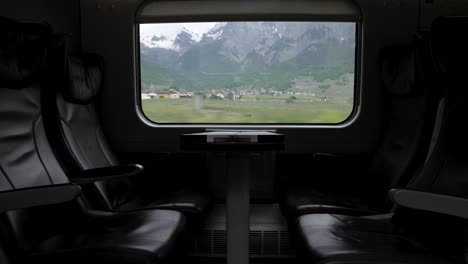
xmin=296 ymin=214 xmax=452 ymax=264
xmin=32 ymin=209 xmax=186 ymax=264
xmin=283 ymin=188 xmax=376 ymax=217
xmin=117 ymin=187 xmax=212 ymax=216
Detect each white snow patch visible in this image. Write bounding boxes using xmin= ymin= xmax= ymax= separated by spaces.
xmin=140 ymin=22 xmax=218 ymax=50
xmin=140 ymin=36 xmax=175 ymax=49
xmin=181 ymin=27 xmax=201 ymax=41
xmin=204 ymin=29 xmax=223 ymax=40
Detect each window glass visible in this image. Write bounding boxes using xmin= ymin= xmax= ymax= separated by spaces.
xmin=140 ymin=22 xmax=356 ymax=124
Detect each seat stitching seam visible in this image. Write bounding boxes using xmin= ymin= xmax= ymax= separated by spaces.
xmin=32 ymin=112 xmax=54 ymax=184
xmin=0 ymin=163 xmax=15 ymax=189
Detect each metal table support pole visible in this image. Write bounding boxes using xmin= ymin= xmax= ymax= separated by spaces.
xmin=226 ymin=152 xmax=250 ymax=264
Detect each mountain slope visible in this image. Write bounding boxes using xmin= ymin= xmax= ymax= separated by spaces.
xmin=140 ymin=22 xmax=356 ymax=92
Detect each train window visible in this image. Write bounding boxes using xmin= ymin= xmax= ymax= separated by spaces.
xmin=136 ymin=1 xmax=361 ymax=125
xmin=139 ymin=21 xmax=356 ymax=124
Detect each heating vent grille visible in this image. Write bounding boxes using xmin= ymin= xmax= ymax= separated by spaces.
xmin=192 ymin=230 xmax=295 ymax=257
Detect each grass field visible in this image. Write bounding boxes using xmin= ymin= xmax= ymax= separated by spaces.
xmin=142 ymin=97 xmax=353 ymax=124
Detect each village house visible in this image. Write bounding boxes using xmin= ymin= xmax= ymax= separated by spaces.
xmin=156 ymin=91 xmax=182 ymax=99
xmin=156 ymin=92 xmax=170 ymax=99
xmin=170 ymin=93 xmax=180 ymax=99
xmin=179 ymin=93 xmax=193 ymax=98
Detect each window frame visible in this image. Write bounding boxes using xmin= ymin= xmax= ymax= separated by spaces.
xmin=135 ymin=18 xmax=362 ymax=127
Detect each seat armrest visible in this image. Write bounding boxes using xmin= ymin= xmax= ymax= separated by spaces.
xmin=389 ymin=188 xmax=468 ymax=219
xmin=0 ymin=184 xmax=81 ymax=212
xmin=71 ymin=164 xmax=144 ymax=185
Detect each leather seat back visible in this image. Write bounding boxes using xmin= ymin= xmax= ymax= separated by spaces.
xmin=406 ymin=17 xmax=468 ymax=197
xmin=390 ymin=18 xmax=468 ymax=255
xmin=0 ymin=17 xmax=78 ymax=257
xmin=45 ymin=53 xmax=128 ymax=211
xmin=0 ymin=18 xmax=68 ymax=189
xmin=364 ymin=34 xmax=440 ymax=210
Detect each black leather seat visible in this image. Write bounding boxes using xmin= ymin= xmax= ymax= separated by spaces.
xmin=0 ymin=17 xmax=186 ymax=264
xmin=293 ymin=17 xmax=468 ymax=264
xmin=41 ymin=48 xmax=211 ymax=220
xmin=296 ymin=213 xmax=457 ymax=264
xmin=281 ymin=32 xmax=441 ymax=217
xmin=0 ymin=172 xmax=81 ymax=264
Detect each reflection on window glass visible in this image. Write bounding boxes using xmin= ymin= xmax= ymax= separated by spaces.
xmin=139 ymin=22 xmax=356 ymax=124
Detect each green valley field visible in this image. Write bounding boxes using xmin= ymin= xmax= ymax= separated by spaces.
xmin=142 ymin=97 xmax=353 ymax=124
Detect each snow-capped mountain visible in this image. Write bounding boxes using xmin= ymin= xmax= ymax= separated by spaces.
xmin=201 ymin=22 xmax=226 ymax=41
xmin=140 ymin=22 xmax=355 ymax=92
xmin=140 ymin=27 xmax=201 ymax=51
xmin=141 ymin=22 xmax=355 ymax=74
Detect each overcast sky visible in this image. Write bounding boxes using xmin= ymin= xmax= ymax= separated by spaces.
xmin=140 ymin=22 xmax=218 ymax=38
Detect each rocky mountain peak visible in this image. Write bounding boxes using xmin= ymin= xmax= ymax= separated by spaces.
xmin=141 ymin=22 xmax=355 ymax=74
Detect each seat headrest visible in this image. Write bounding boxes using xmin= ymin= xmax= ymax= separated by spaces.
xmin=0 ymin=17 xmax=52 ymax=89
xmin=431 ymin=17 xmax=468 ymax=75
xmin=65 ymin=54 xmax=104 ymax=104
xmin=380 ymin=45 xmax=417 ymax=95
